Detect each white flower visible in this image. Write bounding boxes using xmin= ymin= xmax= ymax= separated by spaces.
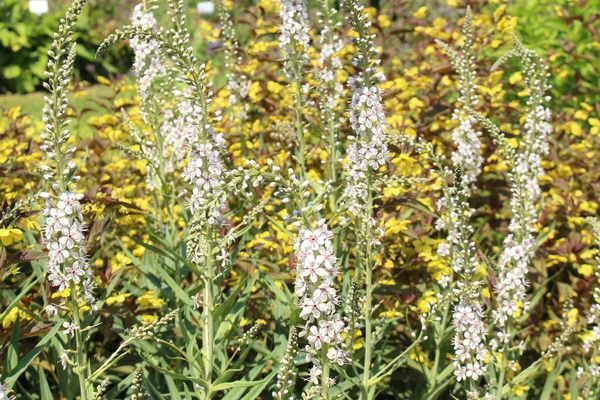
xmin=0 ymin=376 xmax=12 ymax=400
xmin=307 ymin=325 xmax=324 ymax=350
xmin=59 ymin=352 xmax=71 ymax=369
xmin=46 ymin=304 xmax=58 ymax=317
xmin=308 ymin=365 xmax=322 ymax=385
xmin=293 ymin=220 xmax=348 ymax=372
xmin=452 ymin=301 xmax=488 ymax=381
xmin=62 ymin=321 xmax=78 ymax=336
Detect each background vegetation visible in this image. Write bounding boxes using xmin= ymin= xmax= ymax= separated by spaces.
xmin=1 ymin=0 xmax=599 ymax=398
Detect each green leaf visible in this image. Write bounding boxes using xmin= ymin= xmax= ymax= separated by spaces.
xmin=211 ymin=376 xmax=270 ymax=392
xmin=147 ymin=362 xmax=209 ymax=389
xmin=5 ymin=319 xmax=64 ymax=388
xmin=3 ymin=65 xmax=21 ymax=79
xmin=238 ymin=370 xmax=277 ymax=400
xmin=261 ymin=273 xmax=293 ymax=320
xmin=39 ymin=366 xmax=53 ymax=400
xmin=165 ymin=375 xmax=183 ymax=400
xmin=152 ymin=262 xmax=193 ymax=307
xmin=6 ymin=316 xmax=20 ymax=371
xmin=214 ymin=275 xmax=255 ymax=323
xmin=0 ymin=274 xmax=40 ymax=325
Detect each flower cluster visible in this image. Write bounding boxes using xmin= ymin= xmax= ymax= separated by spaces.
xmin=294 ymin=219 xmax=348 ymax=370
xmin=315 ymin=0 xmax=345 ymax=180
xmin=341 ymin=0 xmax=389 ymax=215
xmin=435 ymin=182 xmax=478 ymax=279
xmin=130 ymin=3 xmax=166 ymax=103
xmin=216 ymin=1 xmax=251 ymax=125
xmin=39 ymin=0 xmax=96 ymax=308
xmin=439 ymin=9 xmax=483 ymax=186
xmin=277 ymin=0 xmax=310 ymax=73
xmin=273 ymin=328 xmax=299 ymax=400
xmin=452 ymin=301 xmax=488 ymax=381
xmin=493 ymin=40 xmax=552 ymax=329
xmin=42 ymin=192 xmax=95 ymax=306
xmin=433 ymin=168 xmax=488 ymax=380
xmin=175 ymin=80 xmax=228 ymax=224
xmin=450 ymin=116 xmax=483 ymax=187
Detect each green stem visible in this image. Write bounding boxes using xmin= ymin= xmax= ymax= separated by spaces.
xmin=290 ymin=44 xmax=306 ymax=180
xmin=327 ymin=112 xmax=337 ymax=184
xmin=203 ymin=226 xmax=216 ymax=400
xmin=361 ymin=174 xmax=374 ymax=400
xmin=430 ymin=287 xmax=451 ymax=388
xmin=321 ymin=346 xmax=330 ymax=400
xmin=496 ymin=335 xmax=510 ymax=400
xmin=70 ymin=284 xmax=88 ymax=400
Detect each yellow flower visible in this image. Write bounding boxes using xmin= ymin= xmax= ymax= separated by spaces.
xmin=267 ymin=81 xmax=284 ymax=94
xmin=511 ymin=385 xmax=529 ymax=397
xmin=567 ymin=308 xmax=579 ymax=326
xmin=136 ymin=291 xmax=166 ymax=311
xmin=2 ymin=305 xmax=32 ymax=328
xmin=0 ymin=228 xmax=23 ymax=246
xmin=106 ymin=293 xmax=132 ymax=306
xmin=417 ymin=291 xmax=437 ymax=313
xmin=377 ymin=14 xmax=391 ymax=28
xmin=111 ymin=252 xmax=132 ymax=272
xmin=97 ymin=76 xmax=111 ymax=85
xmin=380 ymin=310 xmax=404 ymax=319
xmin=140 ymin=314 xmax=158 ymax=324
xmin=19 ymin=218 xmax=40 ymax=231
xmin=258 ymin=0 xmax=279 ymax=14
xmin=413 ymin=7 xmax=427 ymax=19
xmin=248 ymin=81 xmax=264 ymax=103
xmin=52 ymin=288 xmax=71 ymax=299
xmin=578 ymin=264 xmax=594 ymax=278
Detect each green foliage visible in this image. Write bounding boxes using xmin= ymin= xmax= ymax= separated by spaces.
xmin=0 ymin=0 xmax=132 ymax=94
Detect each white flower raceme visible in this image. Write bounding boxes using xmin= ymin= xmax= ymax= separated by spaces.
xmin=294 ymin=219 xmax=349 ymax=367
xmin=434 ymin=178 xmax=489 ymax=380
xmin=130 ymin=3 xmax=192 ymax=189
xmin=452 ymin=301 xmax=488 ymax=381
xmin=340 ymin=0 xmax=389 ymax=215
xmin=493 ymin=49 xmax=551 ymax=329
xmin=450 ymin=114 xmax=483 ymax=186
xmin=42 ymin=192 xmax=96 ymax=306
xmin=343 ymin=82 xmax=389 ymax=213
xmin=278 ymin=0 xmax=310 ymax=72
xmin=181 ymin=120 xmax=228 ymax=224
xmin=316 ymin=1 xmax=345 ymax=180
xmin=174 ymin=73 xmax=229 ymax=224
xmin=446 ymin=13 xmax=483 ymax=187
xmin=39 ymin=0 xmax=96 ymax=308
xmin=130 ymin=4 xmax=166 ymax=103
xmin=216 ymin=1 xmax=251 ymax=124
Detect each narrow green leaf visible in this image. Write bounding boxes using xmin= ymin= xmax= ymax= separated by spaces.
xmin=5 ymin=319 xmax=64 ymax=388
xmin=154 ymin=262 xmax=192 ymax=307
xmin=39 ymin=366 xmax=53 ymax=400
xmin=6 ymin=316 xmax=20 ymax=371
xmin=165 ymin=375 xmax=183 ymax=400
xmin=0 ymin=275 xmax=39 ymax=324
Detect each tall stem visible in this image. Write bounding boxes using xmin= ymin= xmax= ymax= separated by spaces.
xmin=361 ymin=174 xmax=374 ymax=400
xmin=203 ymin=226 xmax=215 ymax=400
xmin=327 ymin=113 xmax=337 ymax=183
xmin=496 ymin=321 xmax=511 ymax=400
xmin=70 ymin=284 xmax=88 ymax=400
xmin=291 ymin=45 xmax=306 ymax=180
xmin=430 ymin=289 xmax=451 ymax=388
xmin=321 ymin=345 xmax=330 ymax=400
